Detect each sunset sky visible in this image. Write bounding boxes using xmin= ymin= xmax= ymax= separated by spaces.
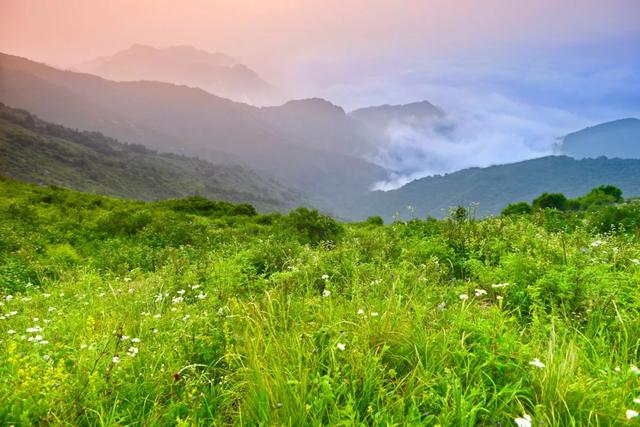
xmin=1 ymin=0 xmax=639 ymax=181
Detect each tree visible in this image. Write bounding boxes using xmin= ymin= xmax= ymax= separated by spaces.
xmin=501 ymin=201 xmax=532 ymax=216
xmin=532 ymin=193 xmax=568 ymax=211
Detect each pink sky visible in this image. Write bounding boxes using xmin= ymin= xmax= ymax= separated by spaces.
xmin=1 ymin=0 xmax=638 ymax=72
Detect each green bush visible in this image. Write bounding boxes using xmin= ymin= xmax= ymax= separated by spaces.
xmin=286 ymin=207 xmax=343 ymax=245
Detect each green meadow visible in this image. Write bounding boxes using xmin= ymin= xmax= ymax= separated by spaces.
xmin=1 ymin=178 xmax=640 ymax=426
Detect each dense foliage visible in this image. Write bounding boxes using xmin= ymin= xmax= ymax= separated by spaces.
xmin=1 ymin=179 xmax=640 ymax=425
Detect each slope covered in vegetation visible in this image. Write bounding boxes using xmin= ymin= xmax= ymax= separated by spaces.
xmin=1 ymin=179 xmax=640 ymax=425
xmin=0 ymin=103 xmax=300 ymax=212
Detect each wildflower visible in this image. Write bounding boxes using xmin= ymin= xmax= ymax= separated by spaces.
xmin=196 ymin=293 xmax=206 ymax=300
xmin=127 ymin=346 xmax=139 ymax=357
xmin=153 ymin=314 xmax=161 ymax=318
xmin=131 ymin=338 xmax=141 ymax=343
xmin=529 ymin=358 xmax=545 ymax=369
xmin=633 ymin=398 xmax=640 ymax=404
xmin=5 ymin=295 xmax=13 ymax=302
xmin=7 ymin=329 xmax=16 ymax=335
xmin=33 ymin=317 xmax=39 ymax=322
xmin=336 ymin=343 xmax=346 ymax=351
xmin=112 ymin=356 xmax=120 ymax=364
xmin=177 ymin=289 xmax=186 ymax=295
xmin=371 ymin=312 xmax=379 ymax=317
xmin=627 ymin=410 xmax=639 ymax=420
xmin=496 ymin=295 xmax=504 ymax=301
xmin=39 ymin=340 xmax=49 ymax=345
xmin=151 ymin=328 xmax=158 ymax=334
xmin=474 ymin=289 xmax=487 ymax=297
xmin=437 ymin=302 xmax=446 ymax=310
xmin=631 ymin=365 xmax=640 ymax=375
xmin=9 ymin=311 xmax=17 ymax=316
xmin=322 ymin=289 xmax=331 ymax=298
xmin=514 ymin=414 xmax=532 ymax=427
xmin=357 ymin=309 xmax=365 ymax=315
xmin=43 ymin=354 xmax=50 ymax=361
xmin=217 ymin=307 xmax=225 ymax=316
xmin=459 ymin=294 xmax=469 ymax=301
xmin=80 ymin=344 xmax=88 ymax=349
xmin=182 ymin=314 xmax=190 ymax=321
xmin=614 ymin=366 xmax=621 ymax=372
xmin=321 ymin=274 xmax=329 ymax=280
xmin=26 ymin=326 xmax=43 ymax=333
xmin=124 ymin=277 xmax=132 ymax=282
xmin=48 ymin=307 xmax=56 ymax=312
xmin=590 ymin=240 xmax=604 ymax=248
xmin=128 ymin=288 xmax=135 ymax=294
xmin=191 ymin=284 xmax=201 ymax=290
xmin=631 ymin=259 xmax=640 ymax=265
xmin=491 ymin=283 xmax=510 ymax=288
xmin=172 ymin=296 xmax=184 ymax=304
xmin=43 ymin=293 xmax=51 ymax=298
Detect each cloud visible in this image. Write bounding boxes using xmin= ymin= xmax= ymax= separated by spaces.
xmin=297 ymin=52 xmax=640 ymax=190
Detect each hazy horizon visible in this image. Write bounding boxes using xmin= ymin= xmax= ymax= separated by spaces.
xmin=1 ymin=0 xmax=639 ymax=187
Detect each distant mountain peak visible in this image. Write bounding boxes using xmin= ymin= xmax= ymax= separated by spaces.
xmin=278 ymin=98 xmax=346 ymax=116
xmin=560 ymin=117 xmax=640 ymax=159
xmin=74 ymin=44 xmax=275 ymax=104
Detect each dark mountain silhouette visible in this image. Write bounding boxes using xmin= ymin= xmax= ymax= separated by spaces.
xmin=559 ymin=118 xmax=640 ymax=159
xmin=0 ymin=103 xmax=301 ymax=211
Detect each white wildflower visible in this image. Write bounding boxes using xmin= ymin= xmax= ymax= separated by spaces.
xmin=474 ymin=288 xmax=487 ymax=297
xmin=627 ymin=410 xmax=639 ymax=420
xmin=371 ymin=312 xmax=380 ymax=317
xmin=182 ymin=314 xmax=190 ymax=321
xmin=127 ymin=346 xmax=139 ymax=357
xmin=43 ymin=354 xmax=50 ymax=361
xmin=590 ymin=240 xmax=604 ymax=248
xmin=514 ymin=413 xmax=532 ymax=427
xmin=496 ymin=295 xmax=504 ymax=301
xmin=459 ymin=293 xmax=469 ymax=301
xmin=48 ymin=307 xmax=56 ymax=312
xmin=120 ymin=335 xmax=130 ymax=341
xmin=172 ymin=296 xmax=184 ymax=304
xmin=26 ymin=326 xmax=42 ymax=333
xmin=112 ymin=356 xmax=120 ymax=364
xmin=357 ymin=309 xmax=365 ymax=315
xmin=336 ymin=343 xmax=346 ymax=351
xmin=491 ymin=283 xmax=510 ymax=288
xmin=7 ymin=329 xmax=16 ymax=335
xmin=631 ymin=365 xmax=640 ymax=375
xmin=5 ymin=295 xmax=13 ymax=302
xmin=614 ymin=366 xmax=621 ymax=372
xmin=633 ymin=398 xmax=640 ymax=404
xmin=196 ymin=293 xmax=206 ymax=300
xmin=177 ymin=289 xmax=186 ymax=295
xmin=321 ymin=274 xmax=329 ymax=280
xmin=39 ymin=340 xmax=49 ymax=345
xmin=217 ymin=307 xmax=225 ymax=316
xmin=322 ymin=289 xmax=331 ymax=298
xmin=131 ymin=337 xmax=141 ymax=343
xmin=529 ymin=358 xmax=546 ymax=369
xmin=437 ymin=302 xmax=446 ymax=310
xmin=631 ymin=259 xmax=640 ymax=265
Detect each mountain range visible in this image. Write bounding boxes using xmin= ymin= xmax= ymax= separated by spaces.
xmin=2 ymin=49 xmax=640 ymax=221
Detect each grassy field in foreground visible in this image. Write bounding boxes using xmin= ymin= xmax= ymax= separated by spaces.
xmin=1 ymin=178 xmax=640 ymax=425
